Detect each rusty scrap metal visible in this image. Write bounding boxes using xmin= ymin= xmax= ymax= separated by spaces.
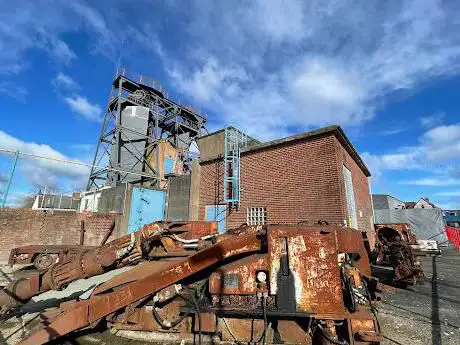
xmin=99 ymin=219 xmax=116 ymax=245
xmin=0 ymin=221 xmax=217 ymax=314
xmin=8 ymin=244 xmax=95 ymax=270
xmin=18 ymin=230 xmax=262 ymax=344
xmin=374 ymin=223 xmax=424 ymax=284
xmin=14 ymin=224 xmax=382 ymax=345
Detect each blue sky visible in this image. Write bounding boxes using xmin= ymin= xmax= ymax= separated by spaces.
xmin=1 ymin=0 xmax=460 ymax=208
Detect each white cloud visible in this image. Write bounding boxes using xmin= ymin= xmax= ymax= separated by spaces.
xmin=361 ymin=149 xmax=423 ymax=178
xmin=169 ymin=57 xmax=249 ymax=104
xmin=161 ymin=0 xmax=460 ymax=139
xmin=436 ymin=202 xmax=460 ymax=210
xmin=422 ymin=124 xmax=460 ymax=144
xmin=380 ymin=128 xmax=405 ymax=136
xmin=363 ymin=122 xmax=460 ymax=177
xmin=0 ymin=82 xmax=28 ymax=101
xmin=64 ymin=96 xmax=102 ymax=122
xmin=47 ymin=36 xmax=76 ymax=63
xmin=420 ymin=113 xmax=445 ymax=128
xmin=0 ymin=130 xmax=89 ymax=190
xmin=2 ymin=1 xmax=460 ymax=140
xmin=52 ymin=73 xmax=79 ymax=90
xmin=421 ymin=124 xmax=460 ymax=161
xmin=402 ymin=178 xmax=460 ymax=186
xmin=252 ymin=0 xmax=307 ymax=43
xmin=70 ymin=144 xmax=94 ymax=151
xmin=435 ymin=190 xmax=460 ymax=197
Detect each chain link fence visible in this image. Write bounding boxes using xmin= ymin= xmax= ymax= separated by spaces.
xmin=0 ymin=149 xmax=91 ymax=209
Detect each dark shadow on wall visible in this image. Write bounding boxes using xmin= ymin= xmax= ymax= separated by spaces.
xmin=431 ymin=256 xmax=441 ymax=345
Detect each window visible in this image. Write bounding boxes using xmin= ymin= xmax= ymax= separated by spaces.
xmin=247 ymin=207 xmax=267 ymax=225
xmin=343 ymin=165 xmax=358 ymax=229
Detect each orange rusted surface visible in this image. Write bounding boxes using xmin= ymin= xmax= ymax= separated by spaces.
xmin=220 ymin=317 xmax=265 ymax=342
xmin=350 ymin=318 xmax=375 ymax=332
xmin=209 ymin=254 xmax=267 ymax=295
xmin=374 ymin=223 xmax=417 ymax=244
xmin=0 ymin=221 xmax=218 ymax=314
xmin=336 ymin=227 xmax=372 ymax=276
xmin=268 ymin=226 xmax=344 ymax=314
xmin=194 ymin=312 xmax=217 ymax=333
xmin=278 ymin=320 xmax=312 ymax=344
xmin=15 ymin=224 xmax=381 ymax=345
xmin=19 ymin=231 xmax=262 ymax=345
xmin=165 ymin=221 xmax=218 ymax=239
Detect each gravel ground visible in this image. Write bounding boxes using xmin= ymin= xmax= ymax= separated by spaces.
xmin=377 ymin=247 xmax=460 ymax=345
xmin=0 ymin=249 xmax=458 ymax=345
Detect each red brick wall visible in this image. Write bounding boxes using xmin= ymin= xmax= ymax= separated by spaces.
xmin=0 ymin=209 xmax=121 ymax=262
xmin=199 ymin=135 xmax=342 ymax=228
xmin=198 ymin=134 xmax=373 ymax=233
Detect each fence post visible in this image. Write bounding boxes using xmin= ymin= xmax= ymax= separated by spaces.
xmin=1 ymin=150 xmax=19 ymax=208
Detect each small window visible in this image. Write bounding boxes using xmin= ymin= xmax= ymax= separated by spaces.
xmin=247 ymin=207 xmax=267 ymax=225
xmin=449 ymin=212 xmax=456 ymax=216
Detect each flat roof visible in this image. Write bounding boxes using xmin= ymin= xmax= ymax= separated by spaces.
xmin=372 ymin=194 xmax=405 ymax=202
xmin=200 ymin=125 xmax=371 ymax=177
xmin=197 ymin=126 xmax=260 ymax=143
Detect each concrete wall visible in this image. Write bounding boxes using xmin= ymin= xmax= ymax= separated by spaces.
xmin=189 ymin=160 xmax=201 ymax=220
xmin=196 ymin=130 xmax=226 ymax=162
xmin=166 ymin=175 xmax=191 ymax=221
xmin=0 ymin=209 xmax=122 ymax=262
xmin=198 ymin=133 xmax=373 ymax=232
xmin=80 ymin=184 xmax=127 ymax=213
xmin=148 ymin=140 xmax=184 ymax=189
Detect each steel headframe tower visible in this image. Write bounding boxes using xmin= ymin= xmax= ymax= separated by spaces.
xmin=86 ymin=70 xmax=207 ymax=190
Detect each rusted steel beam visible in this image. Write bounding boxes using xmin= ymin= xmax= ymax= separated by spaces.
xmin=0 ymin=222 xmax=163 ymax=312
xmin=99 ymin=220 xmax=116 ymax=245
xmin=18 ymin=231 xmax=262 ymax=345
xmin=8 ymin=245 xmax=95 ymax=266
xmin=79 ymin=220 xmax=85 ymax=246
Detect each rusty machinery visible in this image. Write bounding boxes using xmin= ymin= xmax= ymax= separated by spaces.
xmin=7 ymin=220 xmax=116 ymax=271
xmin=0 ymin=221 xmax=218 ymax=315
xmin=374 ymin=223 xmax=424 ymax=285
xmin=9 ymin=224 xmax=381 ymax=345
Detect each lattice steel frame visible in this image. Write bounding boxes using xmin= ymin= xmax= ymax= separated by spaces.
xmin=86 ymin=72 xmax=207 ymax=190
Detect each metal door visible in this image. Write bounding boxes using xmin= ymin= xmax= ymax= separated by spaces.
xmin=206 ymin=205 xmax=227 ymax=233
xmin=128 ymin=187 xmax=166 ymax=233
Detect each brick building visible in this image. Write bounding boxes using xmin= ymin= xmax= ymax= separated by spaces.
xmin=196 ymin=125 xmax=373 ymax=234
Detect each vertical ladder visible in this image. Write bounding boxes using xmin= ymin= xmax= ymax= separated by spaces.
xmin=224 ymin=127 xmax=247 ymax=206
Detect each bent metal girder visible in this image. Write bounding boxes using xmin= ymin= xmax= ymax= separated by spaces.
xmin=18 ymin=231 xmax=263 ymax=345
xmin=0 ymin=221 xmax=217 ymax=314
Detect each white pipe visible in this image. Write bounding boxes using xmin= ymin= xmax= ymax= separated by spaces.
xmin=0 ymin=148 xmax=157 ymax=179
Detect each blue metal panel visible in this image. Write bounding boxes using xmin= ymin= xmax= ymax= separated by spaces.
xmin=206 ymin=205 xmax=226 ymax=233
xmin=128 ymin=187 xmax=166 ymax=233
xmin=164 ymin=157 xmax=174 ymax=175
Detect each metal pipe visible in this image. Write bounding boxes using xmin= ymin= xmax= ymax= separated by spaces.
xmin=1 ymin=150 xmax=18 ymax=208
